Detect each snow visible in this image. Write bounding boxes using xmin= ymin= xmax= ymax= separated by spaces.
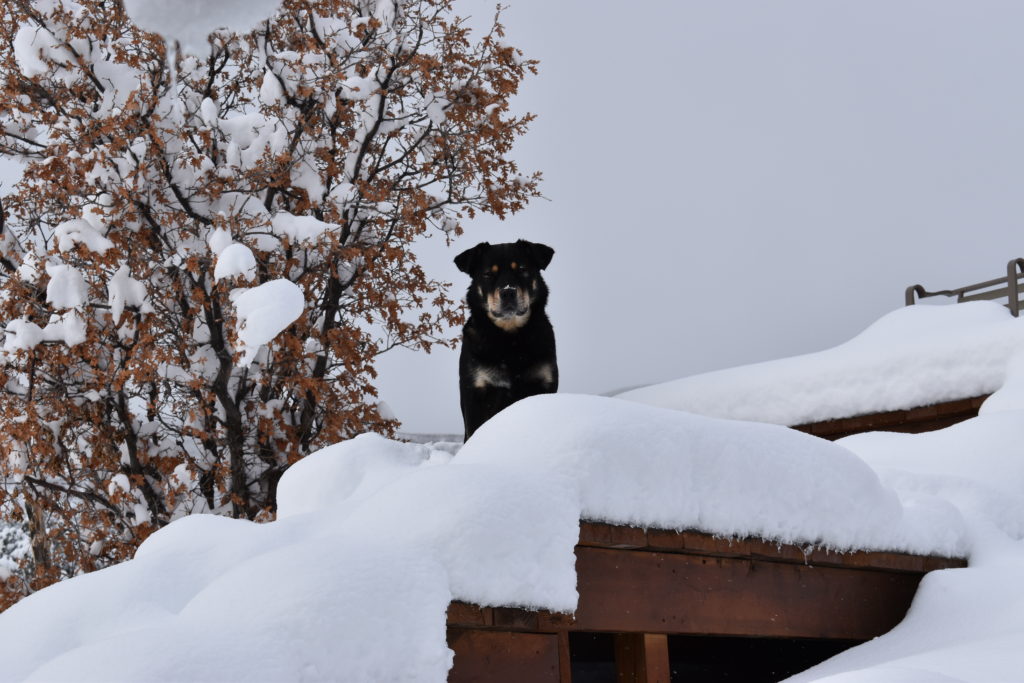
xmin=460 ymin=396 xmax=965 ymax=557
xmin=12 ymin=19 xmax=75 ymax=79
xmin=340 ymin=76 xmax=379 ymax=101
xmin=199 ymin=97 xmax=219 ymax=127
xmin=2 ymin=302 xmax=1024 ymax=681
xmin=0 ymin=387 xmax=994 ymax=681
xmin=12 ymin=25 xmax=50 ymax=78
xmin=106 ymin=264 xmax=150 ymax=322
xmin=206 ymin=226 xmax=233 ymax=255
xmin=976 ymin=351 xmax=1024 ymax=415
xmin=270 ymin=211 xmax=336 ymax=244
xmin=122 ymin=0 xmax=283 ymax=54
xmin=213 ymin=242 xmax=257 ymax=282
xmin=619 ymin=301 xmax=1024 ymax=426
xmin=44 ymin=263 xmax=87 ymax=310
xmin=258 ymin=69 xmax=285 ymax=107
xmin=40 ymin=310 xmax=86 ymax=347
xmin=3 ymin=319 xmax=43 ymax=352
xmin=217 ymin=112 xmax=289 ymax=169
xmin=787 ymin=368 xmax=1024 ymax=682
xmin=229 ymin=279 xmax=305 ymax=366
xmin=53 ymin=218 xmax=113 ymax=255
xmin=0 ymin=428 xmax=577 ymax=681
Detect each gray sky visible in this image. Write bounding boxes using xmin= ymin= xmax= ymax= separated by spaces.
xmin=375 ymin=0 xmax=1024 ymax=434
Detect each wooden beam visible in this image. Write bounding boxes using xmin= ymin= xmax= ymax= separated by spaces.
xmin=615 ymin=633 xmax=670 ymax=683
xmin=557 ymin=631 xmax=572 ymax=683
xmin=572 ymin=547 xmax=922 ymax=639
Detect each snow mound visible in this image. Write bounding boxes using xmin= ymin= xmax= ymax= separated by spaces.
xmin=620 ymin=302 xmax=1024 ymax=426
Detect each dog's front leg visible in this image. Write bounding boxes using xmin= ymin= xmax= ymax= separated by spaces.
xmin=512 ymin=361 xmax=559 ymax=402
xmin=461 ymin=385 xmax=513 ymax=441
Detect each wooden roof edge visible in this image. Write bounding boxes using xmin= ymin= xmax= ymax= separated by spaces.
xmin=577 ymin=521 xmax=968 ymax=573
xmin=792 ymin=394 xmax=989 ymax=439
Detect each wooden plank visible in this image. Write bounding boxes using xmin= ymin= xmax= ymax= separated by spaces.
xmin=792 ymin=395 xmax=987 ymax=441
xmin=572 ymin=547 xmax=923 ymax=639
xmin=448 ymin=629 xmax=561 ymax=683
xmin=614 ymin=633 xmax=670 ymax=683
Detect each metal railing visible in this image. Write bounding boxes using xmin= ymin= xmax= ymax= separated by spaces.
xmin=906 ymin=258 xmax=1024 ymax=317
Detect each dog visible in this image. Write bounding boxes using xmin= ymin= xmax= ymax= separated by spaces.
xmin=455 ymin=239 xmax=557 ymax=441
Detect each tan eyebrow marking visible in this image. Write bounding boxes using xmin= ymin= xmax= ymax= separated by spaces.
xmin=511 ymin=262 xmax=518 ymax=269
xmin=491 ymin=264 xmax=499 ymax=273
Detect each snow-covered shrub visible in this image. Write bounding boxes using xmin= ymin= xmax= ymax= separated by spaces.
xmin=0 ymin=0 xmax=538 ymax=608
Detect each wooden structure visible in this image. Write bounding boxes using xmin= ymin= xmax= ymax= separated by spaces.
xmin=443 ymin=293 xmax=995 ymax=681
xmin=906 ymin=257 xmax=1024 ymax=316
xmin=793 ymin=394 xmax=987 ymax=440
xmin=447 ymin=522 xmax=965 ymax=682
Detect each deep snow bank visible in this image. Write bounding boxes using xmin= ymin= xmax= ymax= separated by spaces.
xmin=619 ymin=302 xmax=1024 ymax=425
xmin=0 ymin=394 xmax=967 ymax=682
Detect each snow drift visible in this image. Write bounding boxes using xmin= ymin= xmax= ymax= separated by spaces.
xmin=787 ymin=359 xmax=1024 ymax=682
xmin=619 ymin=301 xmax=1024 ymax=426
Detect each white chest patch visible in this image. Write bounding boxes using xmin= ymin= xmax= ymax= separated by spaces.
xmin=472 ymin=365 xmax=512 ymax=390
xmin=531 ymin=363 xmax=555 ymax=385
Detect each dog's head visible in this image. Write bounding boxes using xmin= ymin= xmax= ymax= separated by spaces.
xmin=455 ymin=239 xmax=554 ymax=331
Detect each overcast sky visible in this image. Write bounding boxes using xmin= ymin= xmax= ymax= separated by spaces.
xmin=3 ymin=2 xmax=1022 ymax=436
xmin=374 ymin=0 xmax=1024 ymax=434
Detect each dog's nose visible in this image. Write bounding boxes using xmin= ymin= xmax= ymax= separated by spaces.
xmin=499 ymin=287 xmax=518 ymax=306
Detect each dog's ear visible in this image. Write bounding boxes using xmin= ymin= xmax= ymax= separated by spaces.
xmin=518 ymin=240 xmax=554 ymax=270
xmin=454 ymin=242 xmax=490 ymax=274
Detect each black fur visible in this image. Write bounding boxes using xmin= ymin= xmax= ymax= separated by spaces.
xmin=455 ymin=239 xmax=557 ymax=441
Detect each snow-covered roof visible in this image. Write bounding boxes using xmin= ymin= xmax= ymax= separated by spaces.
xmin=2 ymin=302 xmax=1024 ymax=681
xmin=619 ymin=301 xmax=1024 ymax=425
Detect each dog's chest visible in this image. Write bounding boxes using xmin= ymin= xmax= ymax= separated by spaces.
xmin=469 ymin=360 xmax=554 ymax=390
xmin=471 ymin=363 xmax=512 ymax=389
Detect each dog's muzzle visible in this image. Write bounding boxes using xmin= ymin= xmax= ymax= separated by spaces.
xmin=489 ymin=285 xmax=529 ymax=318
xmin=499 ymin=286 xmax=518 ymax=310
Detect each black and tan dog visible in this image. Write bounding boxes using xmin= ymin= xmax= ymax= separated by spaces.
xmin=455 ymin=239 xmax=557 ymax=441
